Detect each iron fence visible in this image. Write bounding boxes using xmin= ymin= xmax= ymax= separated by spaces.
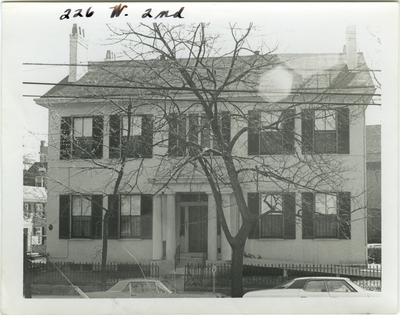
xmin=30 ymin=262 xmax=159 ymax=286
xmin=184 ymin=263 xmax=381 ymax=294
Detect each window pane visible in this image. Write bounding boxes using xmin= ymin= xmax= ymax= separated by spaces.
xmin=261 ymin=214 xmax=283 ymax=238
xmin=72 ymin=216 xmax=91 ymax=238
xmin=315 ymin=215 xmax=338 ymax=238
xmin=262 ymin=112 xmax=282 ymax=129
xmin=315 ymin=110 xmax=336 ymax=131
xmin=82 ymin=196 xmax=92 ymax=216
xmin=304 ymin=281 xmax=327 ymax=292
xmin=74 ymin=118 xmax=83 ymax=136
xmin=121 ymin=195 xmax=131 ymax=215
xmin=326 ymin=280 xmax=355 ymax=292
xmin=83 ymin=118 xmax=93 ymax=137
xmin=123 ymin=116 xmax=142 ymax=137
xmin=130 ymin=196 xmax=141 ymax=216
xmin=72 ymin=196 xmax=82 ymax=216
xmin=261 ymin=194 xmax=282 ymax=214
xmin=200 ymin=115 xmax=211 ymax=148
xmin=326 ymin=195 xmax=337 ymax=215
xmin=315 ymin=131 xmax=336 ymax=153
xmin=260 ymin=132 xmax=283 ymax=154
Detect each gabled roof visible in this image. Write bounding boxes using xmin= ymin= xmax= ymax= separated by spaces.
xmin=37 ymin=52 xmax=375 ymax=105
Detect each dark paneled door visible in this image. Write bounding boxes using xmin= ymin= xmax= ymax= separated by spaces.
xmin=188 ymin=206 xmax=208 ymax=253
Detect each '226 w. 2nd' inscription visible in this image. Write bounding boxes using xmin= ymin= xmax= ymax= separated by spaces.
xmin=60 ymin=4 xmax=185 ymax=20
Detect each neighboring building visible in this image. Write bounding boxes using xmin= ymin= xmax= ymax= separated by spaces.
xmin=35 ymin=24 xmax=375 ymax=266
xmin=23 ymin=186 xmax=47 ymax=253
xmin=23 ymin=141 xmax=48 ymax=188
xmin=366 ymin=125 xmax=381 ymax=244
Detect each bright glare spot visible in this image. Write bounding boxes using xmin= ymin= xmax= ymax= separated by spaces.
xmin=258 ymin=66 xmax=293 ymax=102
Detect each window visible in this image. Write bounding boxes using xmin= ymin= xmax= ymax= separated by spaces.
xmin=34 ymin=227 xmax=44 ymax=245
xmin=302 ymin=192 xmax=351 ymax=239
xmin=60 ymin=116 xmax=104 ymax=159
xmin=107 ymin=195 xmax=153 ymax=239
xmin=168 ymin=112 xmax=230 ymax=157
xmin=326 ymin=280 xmax=356 ymax=292
xmin=35 ymin=176 xmax=45 ymax=187
xmin=59 ymin=195 xmax=102 ymax=239
xmin=301 ymin=108 xmax=349 ymax=154
xmin=35 ymin=203 xmax=44 ymax=218
xmin=248 ymin=109 xmax=295 ymax=155
xmin=248 ymin=192 xmax=296 ymax=239
xmin=304 ymin=281 xmax=327 ymax=292
xmin=109 ymin=115 xmax=153 ymax=159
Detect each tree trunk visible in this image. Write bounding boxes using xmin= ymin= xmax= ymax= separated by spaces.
xmin=230 ymin=242 xmax=245 ymax=298
xmin=100 ymin=215 xmax=109 ymax=291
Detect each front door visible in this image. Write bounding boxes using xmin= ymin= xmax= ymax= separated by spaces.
xmin=188 ymin=206 xmax=208 ymax=253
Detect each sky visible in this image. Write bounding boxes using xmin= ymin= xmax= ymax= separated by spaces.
xmin=3 ymin=2 xmax=391 ymax=162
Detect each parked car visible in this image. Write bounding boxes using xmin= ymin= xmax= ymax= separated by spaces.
xmin=243 ymin=277 xmax=380 ymax=298
xmin=86 ymin=279 xmax=226 ymax=298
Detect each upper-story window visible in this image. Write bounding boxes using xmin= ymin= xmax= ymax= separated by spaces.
xmin=248 ymin=109 xmax=295 ymax=155
xmin=168 ymin=112 xmax=230 ymax=157
xmin=109 ymin=115 xmax=153 ymax=159
xmin=248 ymin=192 xmax=296 ymax=239
xmin=302 ymin=192 xmax=351 ymax=239
xmin=302 ymin=108 xmax=349 ymax=154
xmin=60 ymin=116 xmax=104 ymax=160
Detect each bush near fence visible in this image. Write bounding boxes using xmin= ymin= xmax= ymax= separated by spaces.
xmin=30 ymin=262 xmax=159 ymax=287
xmin=184 ymin=263 xmax=381 ymax=295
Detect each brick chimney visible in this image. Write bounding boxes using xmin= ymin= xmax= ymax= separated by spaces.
xmin=69 ymin=24 xmax=88 ymax=82
xmin=345 ymin=24 xmax=357 ymax=70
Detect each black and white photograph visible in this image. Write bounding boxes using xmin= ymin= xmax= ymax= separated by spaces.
xmin=2 ymin=2 xmax=398 ymax=314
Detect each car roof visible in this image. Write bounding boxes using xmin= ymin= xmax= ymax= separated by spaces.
xmin=294 ymin=277 xmax=350 ymax=281
xmin=107 ymin=279 xmax=160 ymax=292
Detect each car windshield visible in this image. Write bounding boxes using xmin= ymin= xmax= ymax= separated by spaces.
xmin=161 ymin=280 xmax=179 ymax=292
xmin=273 ymin=280 xmax=295 ymax=289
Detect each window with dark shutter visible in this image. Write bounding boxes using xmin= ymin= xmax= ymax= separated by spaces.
xmin=301 ymin=192 xmax=351 ymax=239
xmin=247 ymin=193 xmax=260 ymax=239
xmin=338 ymin=192 xmax=351 ymax=239
xmin=92 ymin=117 xmax=104 ymax=159
xmin=141 ymin=195 xmax=153 ymax=239
xmin=109 ymin=115 xmax=121 ymax=159
xmin=91 ymin=195 xmax=103 ymax=239
xmin=107 ymin=195 xmax=119 ymax=239
xmin=248 ymin=109 xmax=295 ymax=155
xmin=60 ymin=117 xmax=72 ymax=160
xmin=110 ymin=115 xmax=153 ymax=159
xmin=302 ymin=192 xmax=315 ymax=239
xmin=59 ymin=195 xmax=71 ymax=239
xmin=248 ymin=192 xmax=296 ymax=239
xmin=301 ymin=109 xmax=349 ymax=154
xmin=168 ymin=112 xmax=230 ymax=157
xmin=283 ymin=193 xmax=296 ymax=239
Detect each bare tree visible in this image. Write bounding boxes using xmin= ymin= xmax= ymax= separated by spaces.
xmin=99 ymin=23 xmax=375 ymax=297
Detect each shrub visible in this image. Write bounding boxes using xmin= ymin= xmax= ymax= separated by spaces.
xmin=368 ymin=247 xmax=381 ymax=264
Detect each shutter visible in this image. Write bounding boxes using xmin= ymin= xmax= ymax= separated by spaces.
xmin=139 ymin=115 xmax=153 ymax=158
xmin=283 ymin=193 xmax=296 ymax=239
xmin=60 ymin=117 xmax=72 ymax=160
xmin=92 ymin=116 xmax=104 ymax=159
xmin=168 ymin=113 xmax=178 ymax=157
xmin=107 ymin=195 xmax=119 ymax=239
xmin=91 ymin=195 xmax=103 ymax=239
xmin=188 ymin=114 xmax=199 ymax=156
xmin=338 ymin=192 xmax=351 ymax=239
xmin=59 ymin=195 xmax=70 ymax=239
xmin=247 ymin=193 xmax=260 ymax=239
xmin=109 ymin=115 xmax=121 ymax=159
xmin=141 ymin=195 xmax=153 ymax=239
xmin=248 ymin=111 xmax=260 ymax=155
xmin=222 ymin=111 xmax=231 ymax=146
xmin=337 ymin=108 xmax=350 ymax=154
xmin=282 ymin=109 xmax=295 ymax=154
xmin=301 ymin=110 xmax=314 ymax=154
xmin=302 ymin=192 xmax=314 ymax=239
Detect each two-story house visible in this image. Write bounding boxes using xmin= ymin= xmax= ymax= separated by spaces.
xmin=35 ymin=24 xmax=375 ymax=266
